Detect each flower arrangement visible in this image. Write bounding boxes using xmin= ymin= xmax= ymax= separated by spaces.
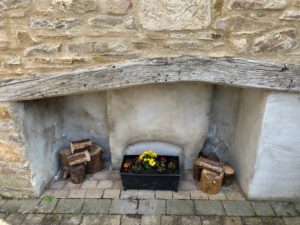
xmin=122 ymin=150 xmax=178 ymax=174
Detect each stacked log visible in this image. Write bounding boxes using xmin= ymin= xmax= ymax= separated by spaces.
xmin=58 ymin=139 xmax=103 ymax=184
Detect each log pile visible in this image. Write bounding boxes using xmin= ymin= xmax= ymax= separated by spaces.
xmin=194 ymin=154 xmax=235 ymax=194
xmin=59 ymin=139 xmax=103 ymax=184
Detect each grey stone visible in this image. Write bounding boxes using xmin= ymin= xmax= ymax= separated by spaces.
xmin=60 ymin=215 xmax=82 ymax=225
xmin=161 ymin=215 xmax=180 ymax=225
xmin=138 ymin=0 xmax=211 ymax=30
xmin=223 ymin=217 xmax=243 ymax=225
xmin=88 ymin=16 xmax=124 ymax=28
xmin=52 ymin=0 xmax=99 ymax=14
xmin=201 ymin=216 xmax=223 ymax=225
xmin=242 ymin=217 xmax=263 ymax=225
xmin=261 ymin=217 xmax=285 ymax=225
xmin=81 ymin=215 xmax=103 ymax=225
xmin=85 ymin=189 xmax=103 ymax=198
xmin=195 ymin=200 xmax=225 ymax=216
xmin=173 ymin=191 xmax=190 ymax=199
xmin=53 ymin=199 xmax=84 ymax=213
xmin=0 ymin=200 xmax=22 ymax=213
xmin=223 ymin=201 xmax=255 ymax=216
xmin=103 ymin=189 xmax=121 ymax=199
xmin=228 ymin=0 xmax=287 ymax=10
xmin=24 ymin=44 xmax=61 ymax=56
xmin=0 ymin=199 xmax=6 ymax=208
xmin=29 ymin=18 xmax=80 ymax=30
xmin=253 ymin=28 xmax=297 ymax=53
xmin=141 ymin=215 xmax=160 ymax=225
xmin=3 ymin=214 xmax=26 ymax=224
xmin=99 ymin=0 xmax=132 ymax=15
xmin=120 ymin=190 xmax=138 ymax=199
xmin=82 ymin=199 xmax=111 ymax=214
xmin=121 ymin=215 xmax=141 ymax=225
xmin=251 ymin=202 xmax=275 ymax=216
xmin=167 ymin=200 xmax=195 ymax=215
xmin=270 ymin=202 xmax=299 ymax=216
xmin=109 ymin=199 xmax=138 ymax=214
xmin=0 ymin=0 xmax=31 ymax=9
xmin=68 ymin=43 xmax=95 ymax=54
xmin=283 ymin=217 xmax=300 ymax=225
xmin=138 ymin=200 xmax=166 ymax=215
xmin=40 ymin=215 xmax=63 ymax=225
xmin=180 ymin=216 xmax=202 ymax=225
xmin=17 ymin=199 xmax=40 ymax=213
xmin=36 ymin=199 xmax=58 ymax=213
xmin=138 ymin=190 xmax=155 ymax=199
xmin=280 ymin=10 xmax=300 ymax=21
xmin=23 ymin=214 xmax=44 ymax=225
xmin=102 ymin=215 xmax=121 ymax=225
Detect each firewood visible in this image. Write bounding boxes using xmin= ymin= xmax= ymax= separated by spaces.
xmin=223 ymin=165 xmax=235 ymax=186
xmin=194 ymin=157 xmax=223 ymax=174
xmin=67 ymin=150 xmax=91 ymax=166
xmin=86 ymin=144 xmax=103 ymax=174
xmin=199 ymin=169 xmax=224 ymax=195
xmin=70 ymin=139 xmax=92 ymax=154
xmin=59 ymin=148 xmax=72 ymax=179
xmin=70 ymin=164 xmax=85 ymax=184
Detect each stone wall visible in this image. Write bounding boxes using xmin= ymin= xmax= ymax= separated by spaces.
xmin=0 ymin=0 xmax=299 ymax=80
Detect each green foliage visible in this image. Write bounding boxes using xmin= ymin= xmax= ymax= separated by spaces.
xmin=42 ymin=195 xmax=54 ymax=203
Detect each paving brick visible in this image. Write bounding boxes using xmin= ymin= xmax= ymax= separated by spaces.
xmin=53 ymin=190 xmax=69 ymax=198
xmin=49 ymin=180 xmax=67 ymax=189
xmin=40 ymin=214 xmax=63 ymax=225
xmin=195 ymin=200 xmax=225 ymax=216
xmin=97 ymin=180 xmax=114 ymax=189
xmin=109 ymin=170 xmax=121 ymax=179
xmin=180 ymin=216 xmax=202 ymax=225
xmin=3 ymin=214 xmax=26 ymax=224
xmin=141 ymin=215 xmax=160 ymax=225
xmin=17 ymin=199 xmax=41 ymax=213
xmin=23 ymin=214 xmax=44 ymax=225
xmin=121 ymin=215 xmax=141 ymax=225
xmin=251 ymin=201 xmax=276 ymax=216
xmin=120 ymin=190 xmax=138 ymax=199
xmin=224 ymin=191 xmax=246 ymax=201
xmin=103 ymin=189 xmax=121 ymax=198
xmin=183 ymin=170 xmax=194 ymax=180
xmin=190 ymin=190 xmax=208 ymax=200
xmin=40 ymin=189 xmax=53 ymax=198
xmin=93 ymin=171 xmax=109 ymax=180
xmin=54 ymin=199 xmax=84 ymax=213
xmin=138 ymin=190 xmax=155 ymax=199
xmin=155 ymin=191 xmax=173 ymax=200
xmin=261 ymin=217 xmax=285 ymax=225
xmin=102 ymin=215 xmax=121 ymax=225
xmin=110 ymin=199 xmax=138 ymax=214
xmin=68 ymin=189 xmax=86 ymax=198
xmin=81 ymin=180 xmax=98 ymax=189
xmin=81 ymin=215 xmax=103 ymax=225
xmin=271 ymin=202 xmax=299 ymax=216
xmin=82 ymin=199 xmax=111 ymax=213
xmin=223 ymin=201 xmax=255 ymax=216
xmin=283 ymin=217 xmax=300 ymax=225
xmin=60 ymin=215 xmax=82 ymax=225
xmin=242 ymin=217 xmax=263 ymax=225
xmin=65 ymin=182 xmax=81 ymax=190
xmin=114 ymin=180 xmax=123 ymax=189
xmin=161 ymin=215 xmax=179 ymax=225
xmin=138 ymin=200 xmax=166 ymax=215
xmin=201 ymin=215 xmax=223 ymax=225
xmin=223 ymin=216 xmax=243 ymax=225
xmin=179 ymin=181 xmax=198 ymax=191
xmin=208 ymin=191 xmax=227 ymax=200
xmin=85 ymin=189 xmax=104 ymax=198
xmin=36 ymin=199 xmax=58 ymax=213
xmin=0 ymin=200 xmax=22 ymax=213
xmin=173 ymin=191 xmax=190 ymax=199
xmin=167 ymin=200 xmax=195 ymax=215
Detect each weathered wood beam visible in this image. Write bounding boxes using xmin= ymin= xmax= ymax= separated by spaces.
xmin=0 ymin=56 xmax=299 ymax=101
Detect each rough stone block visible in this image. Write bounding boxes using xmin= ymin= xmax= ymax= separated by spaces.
xmin=167 ymin=200 xmax=195 ymax=215
xmin=121 ymin=190 xmax=138 ymax=199
xmin=81 ymin=215 xmax=103 ymax=225
xmin=109 ymin=199 xmax=138 ymax=214
xmin=53 ymin=199 xmax=84 ymax=213
xmin=156 ymin=191 xmax=173 ymax=199
xmin=190 ymin=190 xmax=208 ymax=200
xmin=102 ymin=215 xmax=121 ymax=225
xmin=68 ymin=43 xmax=94 ymax=54
xmin=223 ymin=217 xmax=243 ymax=225
xmin=138 ymin=0 xmax=211 ymax=30
xmin=121 ymin=215 xmax=141 ymax=225
xmin=138 ymin=190 xmax=155 ymax=199
xmin=251 ymin=202 xmax=276 ymax=216
xmin=97 ymin=180 xmax=114 ymax=189
xmin=261 ymin=217 xmax=285 ymax=225
xmin=23 ymin=214 xmax=44 ymax=225
xmin=270 ymin=202 xmax=299 ymax=217
xmin=141 ymin=215 xmax=160 ymax=225
xmin=17 ymin=199 xmax=41 ymax=213
xmin=161 ymin=215 xmax=180 ymax=225
xmin=228 ymin=0 xmax=287 ymax=10
xmin=138 ymin=200 xmax=166 ymax=215
xmin=85 ymin=189 xmax=104 ymax=198
xmin=173 ymin=191 xmax=190 ymax=200
xmin=36 ymin=199 xmax=58 ymax=213
xmin=68 ymin=189 xmax=86 ymax=198
xmin=242 ymin=217 xmax=264 ymax=225
xmin=29 ymin=18 xmax=80 ymax=30
xmin=223 ymin=201 xmax=255 ymax=216
xmin=0 ymin=141 xmax=21 ymax=162
xmin=82 ymin=199 xmax=111 ymax=214
xmin=280 ymin=11 xmax=300 ymax=21
xmin=201 ymin=215 xmax=223 ymax=225
xmin=195 ymin=200 xmax=225 ymax=216
xmin=60 ymin=215 xmax=82 ymax=225
xmin=40 ymin=215 xmax=63 ymax=225
xmin=180 ymin=216 xmax=202 ymax=225
xmin=103 ymin=189 xmax=121 ymax=199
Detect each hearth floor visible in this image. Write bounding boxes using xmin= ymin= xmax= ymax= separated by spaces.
xmin=0 ymin=169 xmax=299 ymax=225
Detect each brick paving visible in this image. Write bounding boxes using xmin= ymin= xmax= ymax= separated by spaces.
xmin=0 ymin=169 xmax=300 ymax=224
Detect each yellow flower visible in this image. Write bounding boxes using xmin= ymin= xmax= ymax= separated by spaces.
xmin=149 ymin=159 xmax=156 ymax=167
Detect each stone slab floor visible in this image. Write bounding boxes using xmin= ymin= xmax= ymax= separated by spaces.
xmin=0 ymin=169 xmax=299 ymax=225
